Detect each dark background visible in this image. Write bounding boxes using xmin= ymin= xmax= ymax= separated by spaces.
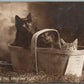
xmin=29 ymin=2 xmax=84 ymax=44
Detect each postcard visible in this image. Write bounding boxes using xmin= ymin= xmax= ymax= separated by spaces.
xmin=0 ymin=1 xmax=83 ymax=83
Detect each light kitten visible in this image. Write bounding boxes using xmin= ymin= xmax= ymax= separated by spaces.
xmin=60 ymin=38 xmax=78 ymax=51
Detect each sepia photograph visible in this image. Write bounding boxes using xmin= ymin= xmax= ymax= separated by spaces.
xmin=0 ymin=2 xmax=83 ymax=83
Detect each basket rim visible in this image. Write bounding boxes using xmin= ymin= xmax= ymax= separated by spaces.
xmin=8 ymin=44 xmax=31 ymax=49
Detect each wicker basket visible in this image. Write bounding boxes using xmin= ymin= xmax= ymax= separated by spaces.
xmin=8 ymin=29 xmax=69 ymax=74
xmin=8 ymin=45 xmax=35 ymax=73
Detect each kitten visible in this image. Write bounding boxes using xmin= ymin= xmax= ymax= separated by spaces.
xmin=11 ymin=13 xmax=33 ymax=49
xmin=37 ymin=32 xmax=52 ymax=48
xmin=60 ymin=38 xmax=78 ymax=51
xmin=37 ymin=31 xmax=60 ymax=48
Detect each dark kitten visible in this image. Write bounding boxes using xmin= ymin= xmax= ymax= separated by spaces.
xmin=12 ymin=13 xmax=33 ymax=49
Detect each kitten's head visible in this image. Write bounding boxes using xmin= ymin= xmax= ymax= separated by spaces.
xmin=41 ymin=32 xmax=54 ymax=43
xmin=60 ymin=38 xmax=78 ymax=51
xmin=15 ymin=13 xmax=32 ymax=32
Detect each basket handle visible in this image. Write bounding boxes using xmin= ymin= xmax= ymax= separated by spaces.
xmin=31 ymin=29 xmax=61 ymax=73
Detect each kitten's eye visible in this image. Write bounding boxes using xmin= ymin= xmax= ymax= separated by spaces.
xmin=28 ymin=23 xmax=32 ymax=26
xmin=23 ymin=24 xmax=26 ymax=28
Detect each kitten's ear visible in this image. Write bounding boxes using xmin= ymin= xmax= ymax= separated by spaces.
xmin=27 ymin=13 xmax=32 ymax=22
xmin=73 ymin=38 xmax=78 ymax=45
xmin=15 ymin=15 xmax=22 ymax=30
xmin=60 ymin=38 xmax=66 ymax=45
xmin=15 ymin=15 xmax=21 ymax=22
